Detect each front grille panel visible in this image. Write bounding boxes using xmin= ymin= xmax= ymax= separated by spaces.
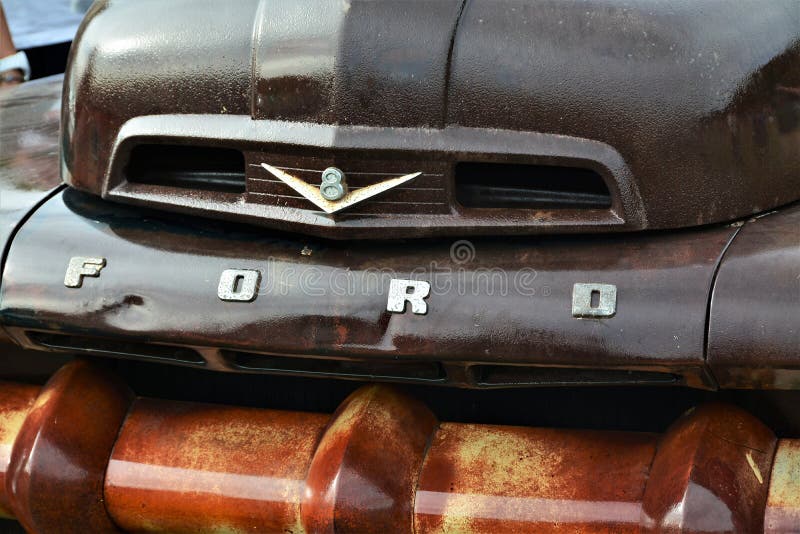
xmin=225 ymin=350 xmax=446 ymax=382
xmin=26 ymin=332 xmax=206 ymax=366
xmin=471 ymin=365 xmax=679 ymax=387
xmin=244 ymin=152 xmax=450 ymax=215
xmin=126 ymin=144 xmax=246 ymax=193
xmin=104 ymin=122 xmax=637 ymax=238
xmin=454 ymin=162 xmax=612 ymax=209
xmin=18 ymin=329 xmax=694 ymax=388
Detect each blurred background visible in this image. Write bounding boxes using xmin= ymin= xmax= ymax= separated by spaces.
xmin=2 ymin=0 xmax=90 ymax=79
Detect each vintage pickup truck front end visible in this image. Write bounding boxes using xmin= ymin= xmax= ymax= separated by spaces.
xmin=0 ymin=0 xmax=798 ymax=531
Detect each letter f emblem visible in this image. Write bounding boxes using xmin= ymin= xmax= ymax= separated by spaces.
xmin=64 ymin=257 xmax=106 ymax=288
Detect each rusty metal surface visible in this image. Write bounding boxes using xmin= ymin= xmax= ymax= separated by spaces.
xmin=765 ymin=439 xmax=800 ymax=533
xmin=0 ymin=361 xmax=792 ymax=532
xmin=415 ymin=423 xmax=656 ymax=533
xmin=5 ymin=360 xmax=133 ymax=533
xmin=62 ymin=0 xmax=800 ymax=238
xmin=0 ymin=382 xmax=38 ymax=518
xmin=301 ymin=385 xmax=437 ymax=532
xmin=708 ymin=204 xmax=800 ymax=389
xmin=641 ymin=403 xmax=777 ymax=533
xmin=106 ymin=398 xmax=328 ymax=533
xmin=0 ymin=188 xmax=735 ymax=389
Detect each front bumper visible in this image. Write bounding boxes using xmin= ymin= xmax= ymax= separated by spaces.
xmin=1 ymin=359 xmax=796 ymax=533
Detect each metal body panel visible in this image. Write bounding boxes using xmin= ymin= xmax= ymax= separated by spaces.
xmin=0 ymin=189 xmax=737 ymax=388
xmin=449 ymin=0 xmax=800 ymax=229
xmin=102 ymin=115 xmax=638 ymax=239
xmin=708 ymin=205 xmax=800 ymax=389
xmin=61 ymin=0 xmax=800 ymax=238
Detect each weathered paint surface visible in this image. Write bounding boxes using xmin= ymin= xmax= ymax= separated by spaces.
xmin=105 ymin=398 xmax=329 ymax=533
xmin=301 ymin=384 xmax=438 ymax=533
xmin=0 ymin=383 xmax=38 ymax=518
xmin=415 ymin=423 xmax=655 ymax=533
xmin=641 ymin=403 xmax=777 ymax=533
xmin=5 ymin=360 xmax=133 ymax=533
xmin=0 ymin=362 xmax=793 ymax=532
xmin=765 ymin=440 xmax=800 ymax=533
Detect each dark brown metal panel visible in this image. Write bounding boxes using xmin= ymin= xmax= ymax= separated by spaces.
xmin=61 ymin=0 xmax=800 ymax=237
xmin=641 ymin=403 xmax=777 ymax=533
xmin=301 ymin=385 xmax=437 ymax=532
xmin=415 ymin=423 xmax=656 ymax=533
xmin=0 ymin=75 xmax=63 ymax=253
xmin=4 ymin=360 xmax=133 ymax=533
xmin=252 ymin=0 xmax=463 ymax=127
xmin=765 ymin=439 xmax=800 ymax=533
xmin=105 ymin=398 xmax=328 ymax=533
xmin=0 ymin=189 xmax=735 ymax=388
xmin=102 ymin=121 xmax=635 ymax=239
xmin=708 ymin=205 xmax=800 ymax=389
xmin=61 ymin=0 xmax=258 ymax=193
xmin=449 ymin=0 xmax=800 ymax=229
xmin=0 ymin=383 xmax=38 ymax=519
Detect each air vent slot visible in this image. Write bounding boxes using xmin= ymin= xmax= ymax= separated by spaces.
xmin=125 ymin=144 xmax=246 ymax=193
xmin=225 ymin=351 xmax=445 ymax=382
xmin=27 ymin=332 xmax=205 ymax=365
xmin=472 ymin=365 xmax=678 ymax=387
xmin=455 ymin=162 xmax=611 ymax=209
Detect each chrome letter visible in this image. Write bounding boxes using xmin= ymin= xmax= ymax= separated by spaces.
xmin=387 ymin=279 xmax=430 ymax=315
xmin=218 ymin=269 xmax=261 ymax=302
xmin=64 ymin=257 xmax=106 ymax=288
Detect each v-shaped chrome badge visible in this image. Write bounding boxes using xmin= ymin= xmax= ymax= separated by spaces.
xmin=261 ymin=163 xmax=421 ymax=214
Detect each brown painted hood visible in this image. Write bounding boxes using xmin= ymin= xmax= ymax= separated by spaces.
xmin=62 ymin=0 xmax=800 ymax=238
xmin=252 ymin=1 xmax=463 ymax=128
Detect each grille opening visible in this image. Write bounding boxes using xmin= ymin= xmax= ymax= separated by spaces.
xmin=225 ymin=351 xmax=445 ymax=382
xmin=455 ymin=162 xmax=612 ymax=209
xmin=125 ymin=144 xmax=246 ymax=193
xmin=472 ymin=365 xmax=679 ymax=387
xmin=27 ymin=332 xmax=205 ymax=365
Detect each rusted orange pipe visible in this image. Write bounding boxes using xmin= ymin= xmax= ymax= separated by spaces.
xmin=105 ymin=398 xmax=329 ymax=533
xmin=0 ymin=382 xmax=39 ymax=518
xmin=106 ymin=385 xmax=657 ymax=533
xmin=0 ymin=360 xmax=792 ymax=532
xmin=415 ymin=424 xmax=656 ymax=533
xmin=6 ymin=360 xmax=133 ymax=533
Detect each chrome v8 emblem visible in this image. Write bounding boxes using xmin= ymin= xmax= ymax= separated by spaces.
xmin=261 ymin=163 xmax=421 ymax=214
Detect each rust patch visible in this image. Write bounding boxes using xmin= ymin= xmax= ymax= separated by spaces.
xmin=0 ymin=367 xmax=785 ymax=533
xmin=105 ymin=398 xmax=328 ymax=534
xmin=5 ymin=360 xmax=133 ymax=533
xmin=301 ymin=385 xmax=437 ymax=533
xmin=641 ymin=403 xmax=777 ymax=534
xmin=765 ymin=440 xmax=800 ymax=533
xmin=415 ymin=423 xmax=656 ymax=533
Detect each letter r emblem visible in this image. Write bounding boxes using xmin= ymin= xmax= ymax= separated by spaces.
xmin=387 ymin=279 xmax=431 ymax=315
